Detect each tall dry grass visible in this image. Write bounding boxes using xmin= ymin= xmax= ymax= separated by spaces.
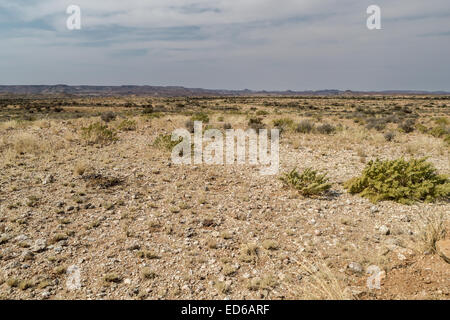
xmin=415 ymin=211 xmax=447 ymax=254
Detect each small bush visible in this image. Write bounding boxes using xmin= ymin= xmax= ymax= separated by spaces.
xmin=117 ymin=119 xmax=137 ymax=131
xmin=434 ymin=117 xmax=449 ymax=126
xmin=80 ymin=123 xmax=117 ymax=145
xmin=6 ymin=278 xmax=20 ymax=288
xmin=416 ymin=124 xmax=428 ymax=134
xmin=100 ymin=112 xmax=116 ymax=123
xmin=11 ymin=133 xmax=44 ymax=155
xmin=83 ymin=173 xmax=123 ymax=189
xmin=103 ymin=273 xmax=122 ymax=283
xmin=444 ymin=135 xmax=450 ymax=146
xmin=153 ymin=134 xmax=182 ymax=151
xmin=384 ymin=131 xmax=395 ymax=142
xmin=399 ymin=119 xmax=416 ymax=133
xmin=185 ymin=120 xmax=195 ymax=133
xmin=316 ymin=123 xmax=336 ymax=135
xmin=73 ymin=161 xmax=90 ymax=176
xmin=223 ymin=123 xmax=232 ymax=130
xmin=429 ymin=125 xmax=449 ymax=138
xmin=247 ymin=118 xmax=265 ymax=131
xmin=296 ymin=120 xmax=314 ymax=133
xmin=239 ymin=243 xmax=259 ymax=263
xmin=141 ymin=268 xmax=157 ymax=280
xmin=191 ymin=112 xmax=209 ymax=123
xmin=142 ymin=106 xmax=154 ymax=114
xmin=345 ymin=158 xmax=450 ymax=204
xmin=256 ymin=110 xmax=269 ymax=116
xmin=280 ymin=168 xmax=332 ymax=196
xmin=18 ymin=280 xmax=34 ymax=290
xmin=272 ymin=118 xmax=294 ymax=133
xmin=365 ymin=118 xmax=387 ymax=131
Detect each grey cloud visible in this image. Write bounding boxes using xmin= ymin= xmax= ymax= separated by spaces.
xmin=0 ymin=0 xmax=449 ymax=90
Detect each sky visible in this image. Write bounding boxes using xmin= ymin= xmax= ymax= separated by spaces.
xmin=0 ymin=0 xmax=449 ymax=91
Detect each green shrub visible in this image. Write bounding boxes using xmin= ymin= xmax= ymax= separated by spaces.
xmin=191 ymin=112 xmax=209 ymax=123
xmin=272 ymin=118 xmax=294 ymax=131
xmin=345 ymin=158 xmax=450 ymax=204
xmin=280 ymin=168 xmax=332 ymax=196
xmin=256 ymin=110 xmax=269 ymax=116
xmin=429 ymin=125 xmax=449 ymax=138
xmin=416 ymin=124 xmax=428 ymax=134
xmin=117 ymin=119 xmax=137 ymax=131
xmin=144 ymin=112 xmax=164 ymax=119
xmin=444 ymin=135 xmax=450 ymax=146
xmin=153 ymin=134 xmax=182 ymax=151
xmin=434 ymin=117 xmax=449 ymax=126
xmin=81 ymin=122 xmax=117 ymax=145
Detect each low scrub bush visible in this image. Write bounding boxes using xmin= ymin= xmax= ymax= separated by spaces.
xmin=83 ymin=173 xmax=123 ymax=189
xmin=256 ymin=110 xmax=269 ymax=116
xmin=296 ymin=120 xmax=314 ymax=133
xmin=398 ymin=119 xmax=416 ymax=133
xmin=11 ymin=133 xmax=45 ymax=155
xmin=429 ymin=125 xmax=450 ymax=138
xmin=191 ymin=112 xmax=209 ymax=123
xmin=153 ymin=134 xmax=182 ymax=151
xmin=80 ymin=122 xmax=117 ymax=145
xmin=223 ymin=123 xmax=232 ymax=130
xmin=316 ymin=123 xmax=336 ymax=135
xmin=272 ymin=118 xmax=294 ymax=133
xmin=247 ymin=117 xmax=265 ymax=131
xmin=384 ymin=131 xmax=395 ymax=142
xmin=345 ymin=158 xmax=450 ymax=204
xmin=365 ymin=117 xmax=387 ymax=131
xmin=185 ymin=120 xmax=195 ymax=133
xmin=142 ymin=106 xmax=154 ymax=114
xmin=117 ymin=119 xmax=137 ymax=131
xmin=100 ymin=112 xmax=116 ymax=123
xmin=444 ymin=135 xmax=450 ymax=146
xmin=280 ymin=168 xmax=332 ymax=196
xmin=434 ymin=117 xmax=449 ymax=126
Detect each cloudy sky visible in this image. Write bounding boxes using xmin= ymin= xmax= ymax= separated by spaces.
xmin=0 ymin=0 xmax=449 ymax=91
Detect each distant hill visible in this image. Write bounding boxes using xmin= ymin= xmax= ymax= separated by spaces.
xmin=0 ymin=85 xmax=448 ymax=96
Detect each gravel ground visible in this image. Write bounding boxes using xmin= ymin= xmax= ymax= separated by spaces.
xmin=0 ymin=97 xmax=449 ymax=300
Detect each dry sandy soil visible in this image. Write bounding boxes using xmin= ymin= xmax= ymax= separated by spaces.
xmin=0 ymin=96 xmax=448 ymax=300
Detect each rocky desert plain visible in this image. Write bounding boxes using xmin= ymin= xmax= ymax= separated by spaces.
xmin=0 ymin=94 xmax=448 ymax=300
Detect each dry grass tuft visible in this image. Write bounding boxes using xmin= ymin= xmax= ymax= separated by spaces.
xmin=298 ymin=259 xmax=352 ymax=300
xmin=11 ymin=133 xmax=46 ymax=155
xmin=73 ymin=161 xmax=91 ymax=176
xmin=415 ymin=211 xmax=447 ymax=254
